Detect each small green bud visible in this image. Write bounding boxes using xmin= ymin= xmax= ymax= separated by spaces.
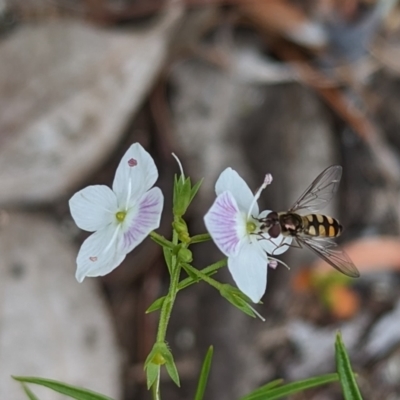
xmin=177 ymin=248 xmax=193 ymax=263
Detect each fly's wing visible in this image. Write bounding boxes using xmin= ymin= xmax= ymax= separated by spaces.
xmin=297 ymin=236 xmax=360 ymax=278
xmin=289 ymin=165 xmax=342 ymax=215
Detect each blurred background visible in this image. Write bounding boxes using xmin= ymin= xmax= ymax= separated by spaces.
xmin=1 ymin=0 xmax=400 ymax=399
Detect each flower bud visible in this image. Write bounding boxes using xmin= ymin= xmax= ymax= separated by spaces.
xmin=177 ymin=248 xmax=193 ymax=263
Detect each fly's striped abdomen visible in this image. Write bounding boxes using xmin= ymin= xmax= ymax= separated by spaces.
xmin=302 ymin=214 xmax=342 ymax=237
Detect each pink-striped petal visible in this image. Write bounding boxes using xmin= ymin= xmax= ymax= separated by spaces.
xmin=204 ymin=191 xmax=246 ymax=257
xmin=215 ymin=168 xmax=259 ymax=217
xmin=120 ymin=187 xmax=164 ymax=254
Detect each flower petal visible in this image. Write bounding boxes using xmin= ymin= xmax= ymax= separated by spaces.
xmin=112 ymin=143 xmax=159 ymax=208
xmin=258 ymin=234 xmax=293 ymax=255
xmin=76 ymin=225 xmax=126 ymax=282
xmin=204 ymin=191 xmax=246 ymax=257
xmin=215 ymin=168 xmax=259 ymax=216
xmin=228 ymin=241 xmax=268 ymax=303
xmin=69 ymin=185 xmax=117 ymax=232
xmin=121 ymin=187 xmax=164 ymax=254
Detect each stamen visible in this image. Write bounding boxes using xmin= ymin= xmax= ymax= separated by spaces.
xmin=172 ymin=152 xmax=185 ymax=180
xmin=268 ymin=260 xmax=278 ymax=269
xmin=247 ymin=304 xmax=266 ymax=322
xmin=268 ymin=255 xmax=290 ymax=270
xmin=264 ymin=173 xmax=273 ymax=186
xmin=128 ymin=158 xmax=138 ymax=167
xmin=247 ymin=173 xmax=274 ymax=219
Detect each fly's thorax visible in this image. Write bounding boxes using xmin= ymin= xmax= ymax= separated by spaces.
xmin=302 ymin=214 xmax=342 ymax=237
xmin=278 ymin=212 xmax=304 ymax=236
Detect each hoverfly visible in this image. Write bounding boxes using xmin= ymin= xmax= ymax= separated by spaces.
xmin=259 ymin=165 xmax=360 ymax=278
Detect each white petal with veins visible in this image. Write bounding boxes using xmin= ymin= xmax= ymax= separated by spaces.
xmin=69 ymin=185 xmax=117 ymax=232
xmin=228 ymin=241 xmax=268 ymax=303
xmin=112 ymin=143 xmax=158 ymax=209
xmin=76 ymin=225 xmax=126 ymax=282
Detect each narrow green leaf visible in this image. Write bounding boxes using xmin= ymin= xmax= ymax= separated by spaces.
xmin=189 ymin=233 xmax=211 ymax=244
xmin=145 ymin=363 xmax=160 ymax=390
xmin=335 ymin=332 xmax=363 ymax=400
xmin=145 ymin=296 xmax=165 ymax=313
xmin=165 ymin=362 xmax=180 ymax=387
xmin=21 ymin=383 xmax=41 ymax=400
xmin=162 ymin=350 xmax=180 ymax=387
xmin=12 ymin=377 xmax=113 ymax=400
xmin=242 ymin=378 xmax=284 ymax=398
xmin=163 ymin=247 xmax=173 ymax=275
xmin=194 ymin=346 xmax=214 ymax=400
xmin=150 ymin=233 xmax=174 ymax=249
xmin=181 ymin=263 xmax=198 ymax=280
xmin=241 ymin=373 xmax=339 ymax=400
xmin=189 ymin=179 xmax=203 ymax=203
xmin=178 ymin=270 xmax=218 ymax=291
xmin=220 ymin=285 xmax=256 ymax=319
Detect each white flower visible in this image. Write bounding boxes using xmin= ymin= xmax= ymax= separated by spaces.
xmin=204 ymin=168 xmax=291 ymax=303
xmin=69 ymin=143 xmax=164 ymax=282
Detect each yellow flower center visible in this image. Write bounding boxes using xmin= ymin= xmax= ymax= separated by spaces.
xmin=116 ymin=211 xmax=126 ymax=222
xmin=246 ymin=221 xmax=257 ymax=233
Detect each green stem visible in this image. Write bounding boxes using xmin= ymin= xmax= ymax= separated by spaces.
xmin=178 ymin=259 xmax=227 ymax=291
xmin=152 ymin=373 xmax=161 ymax=400
xmin=189 ymin=233 xmax=212 ymax=244
xmin=156 ymin=230 xmax=181 ymax=343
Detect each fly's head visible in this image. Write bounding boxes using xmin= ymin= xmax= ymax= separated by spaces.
xmin=259 ymin=211 xmax=281 ymax=238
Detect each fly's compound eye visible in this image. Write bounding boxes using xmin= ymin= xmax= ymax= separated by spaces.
xmin=269 ymin=224 xmax=281 ymax=239
xmin=259 ymin=211 xmax=281 ymax=238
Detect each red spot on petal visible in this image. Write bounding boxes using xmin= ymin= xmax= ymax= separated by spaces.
xmin=128 ymin=158 xmax=137 ymax=167
xmin=89 ymin=256 xmax=98 ymax=262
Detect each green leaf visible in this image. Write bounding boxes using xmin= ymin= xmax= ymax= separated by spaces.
xmin=220 ymin=285 xmax=257 ymax=319
xmin=244 ymin=378 xmax=284 ymax=397
xmin=163 ymin=247 xmax=173 ymax=275
xmin=194 ymin=346 xmax=214 ymax=400
xmin=150 ymin=233 xmax=174 ymax=249
xmin=146 ymin=296 xmax=165 ymax=313
xmin=335 ymin=332 xmax=363 ymax=400
xmin=189 ymin=233 xmax=211 ymax=244
xmin=241 ymin=373 xmax=339 ymax=400
xmin=20 ymin=383 xmax=41 ymax=400
xmin=178 ymin=270 xmax=218 ymax=291
xmin=173 ymin=176 xmax=192 ymax=217
xmin=189 ymin=179 xmax=203 ymax=203
xmin=181 ymin=263 xmax=198 ymax=280
xmin=12 ymin=377 xmax=113 ymax=400
xmin=162 ymin=348 xmax=180 ymax=387
xmin=145 ymin=363 xmax=160 ymax=390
